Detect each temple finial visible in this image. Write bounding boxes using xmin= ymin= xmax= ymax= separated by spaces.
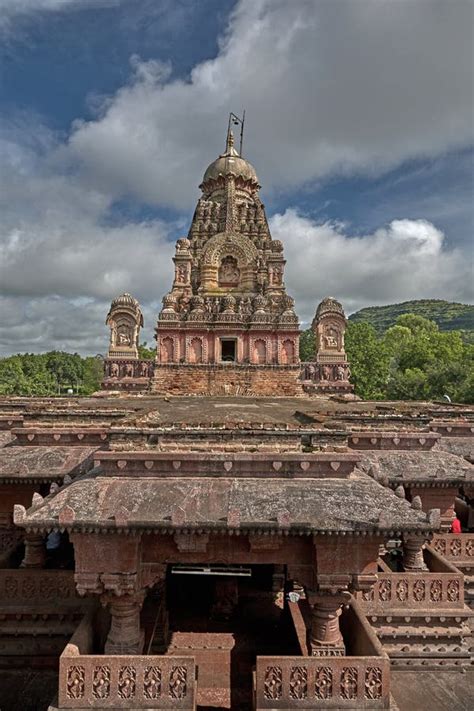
xmin=226 ymin=128 xmax=235 ymax=153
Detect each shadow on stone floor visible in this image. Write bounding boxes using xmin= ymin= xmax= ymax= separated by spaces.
xmin=391 ymin=669 xmax=474 ymax=711
xmin=0 ymin=669 xmax=58 ymax=711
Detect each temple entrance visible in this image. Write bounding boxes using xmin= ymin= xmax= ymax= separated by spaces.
xmin=157 ymin=564 xmax=297 ymax=710
xmin=220 ymin=338 xmax=237 ymax=362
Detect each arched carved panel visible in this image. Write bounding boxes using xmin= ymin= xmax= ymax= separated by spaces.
xmin=254 ymin=339 xmax=267 ymax=365
xmin=189 ymin=337 xmax=203 ymax=364
xmin=281 ymin=339 xmax=295 ymax=365
xmin=161 ymin=337 xmax=174 ymax=364
xmin=202 ymin=232 xmax=258 ymax=267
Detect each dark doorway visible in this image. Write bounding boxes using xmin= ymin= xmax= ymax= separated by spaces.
xmin=221 ymin=339 xmax=236 ymax=362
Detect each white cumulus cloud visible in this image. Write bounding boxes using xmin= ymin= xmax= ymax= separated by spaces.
xmin=65 ymin=0 xmax=474 ymax=209
xmin=274 ymin=211 xmax=473 ymax=324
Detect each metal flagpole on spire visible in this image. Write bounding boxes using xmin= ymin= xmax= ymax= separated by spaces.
xmin=227 ymin=111 xmax=246 ymax=155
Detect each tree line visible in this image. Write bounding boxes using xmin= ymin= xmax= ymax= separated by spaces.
xmin=301 ymin=313 xmax=473 ymax=402
xmin=0 ymin=352 xmax=103 ymax=396
xmin=0 ymin=316 xmax=472 ymax=401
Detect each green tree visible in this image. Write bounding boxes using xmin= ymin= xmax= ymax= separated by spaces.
xmin=299 ymin=329 xmax=316 ymax=361
xmin=383 ymin=314 xmax=473 ymax=402
xmin=138 ymin=342 xmax=155 ymax=359
xmin=345 ymin=322 xmax=390 ymax=399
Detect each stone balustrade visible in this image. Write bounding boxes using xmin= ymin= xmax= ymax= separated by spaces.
xmin=431 ymin=533 xmax=474 ymax=564
xmin=255 ymin=598 xmax=390 ymax=709
xmin=358 ymin=549 xmax=464 ymax=612
xmin=58 ymin=615 xmax=196 ymax=709
xmin=0 ymin=569 xmax=78 ymax=602
xmin=102 ymin=359 xmax=154 ymax=391
xmin=255 ymin=655 xmax=390 ymax=709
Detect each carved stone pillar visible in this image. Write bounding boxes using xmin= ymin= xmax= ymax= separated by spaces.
xmin=103 ymin=593 xmax=145 ymax=655
xmin=307 ymin=591 xmax=349 ymax=657
xmin=403 ymin=535 xmax=428 ymax=571
xmin=21 ymin=533 xmax=46 ymax=568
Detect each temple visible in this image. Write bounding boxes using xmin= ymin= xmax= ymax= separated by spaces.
xmin=151 ymin=127 xmax=301 ymax=396
xmin=0 ymin=123 xmax=473 ymax=711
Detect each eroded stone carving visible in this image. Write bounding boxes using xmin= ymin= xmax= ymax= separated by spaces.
xmin=315 ymin=667 xmax=333 ymax=699
xmin=92 ymin=666 xmax=110 ymax=699
xmin=365 ymin=667 xmax=382 ymax=699
xmin=289 ymin=666 xmax=307 ymax=700
xmin=264 ymin=666 xmax=283 ymax=700
xmin=169 ymin=666 xmax=187 ymax=699
xmin=118 ymin=666 xmax=136 ymax=699
xmin=144 ymin=666 xmax=161 ymax=699
xmin=67 ymin=665 xmax=85 ymax=699
xmin=340 ymin=667 xmax=358 ymax=700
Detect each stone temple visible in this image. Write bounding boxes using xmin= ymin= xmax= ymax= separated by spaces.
xmin=0 ymin=125 xmax=473 ymax=711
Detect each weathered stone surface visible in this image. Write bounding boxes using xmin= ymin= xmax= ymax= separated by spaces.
xmin=19 ymin=474 xmax=433 ymax=534
xmin=0 ymin=432 xmax=14 ymax=448
xmin=434 ymin=435 xmax=474 ymax=463
xmin=0 ymin=446 xmax=97 ymax=482
xmin=359 ymin=450 xmax=473 ymax=486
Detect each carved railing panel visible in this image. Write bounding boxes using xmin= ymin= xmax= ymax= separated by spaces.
xmin=358 ymin=571 xmax=464 ymax=611
xmin=255 ymin=656 xmax=390 ymax=709
xmin=0 ymin=569 xmax=78 ymax=602
xmin=103 ymin=359 xmax=155 ymax=380
xmin=59 ymin=654 xmax=196 ymax=709
xmin=431 ymin=534 xmax=474 ymax=564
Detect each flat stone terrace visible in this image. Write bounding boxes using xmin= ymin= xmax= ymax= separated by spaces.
xmin=1 ymin=394 xmax=472 ymax=429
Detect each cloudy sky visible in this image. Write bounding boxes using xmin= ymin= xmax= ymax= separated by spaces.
xmin=0 ymin=0 xmax=473 ymax=356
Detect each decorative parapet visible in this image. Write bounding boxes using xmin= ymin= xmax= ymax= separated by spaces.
xmin=300 ymin=362 xmax=353 ymax=394
xmin=59 ymin=625 xmax=196 ymax=709
xmin=255 ymin=655 xmax=390 ymax=709
xmin=0 ymin=569 xmax=79 ymax=602
xmin=431 ymin=533 xmax=474 ymax=566
xmin=94 ymin=451 xmax=361 ymax=479
xmin=358 ymin=549 xmax=464 ymax=612
xmin=11 ymin=428 xmax=109 ymax=447
xmin=348 ymin=432 xmax=439 ymax=451
xmin=430 ymin=420 xmax=474 ymax=437
xmin=104 ymin=358 xmax=155 ymax=383
xmin=0 ymin=415 xmax=24 ymax=430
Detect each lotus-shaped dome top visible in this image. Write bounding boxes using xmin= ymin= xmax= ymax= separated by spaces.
xmin=110 ymin=293 xmax=140 ymax=310
xmin=315 ymin=296 xmax=346 ymax=320
xmin=201 ymin=130 xmax=259 ymax=187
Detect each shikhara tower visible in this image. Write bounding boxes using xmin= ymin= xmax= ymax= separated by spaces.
xmin=153 ymin=126 xmax=302 ymax=395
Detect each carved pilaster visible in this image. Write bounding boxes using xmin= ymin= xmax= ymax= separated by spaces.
xmin=103 ymin=592 xmax=145 ymax=655
xmin=21 ymin=533 xmax=46 ymax=568
xmin=403 ymin=535 xmax=428 ymax=572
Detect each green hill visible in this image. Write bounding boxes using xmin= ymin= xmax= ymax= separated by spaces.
xmin=349 ymin=300 xmax=474 ymax=342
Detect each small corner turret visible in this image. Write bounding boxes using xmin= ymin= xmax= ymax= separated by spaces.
xmin=301 ymin=296 xmax=353 ymax=394
xmin=105 ymin=293 xmax=143 ymax=360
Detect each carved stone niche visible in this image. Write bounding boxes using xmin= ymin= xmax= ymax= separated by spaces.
xmin=312 ymin=297 xmax=347 ymax=360
xmin=106 ymin=293 xmax=143 ymax=359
